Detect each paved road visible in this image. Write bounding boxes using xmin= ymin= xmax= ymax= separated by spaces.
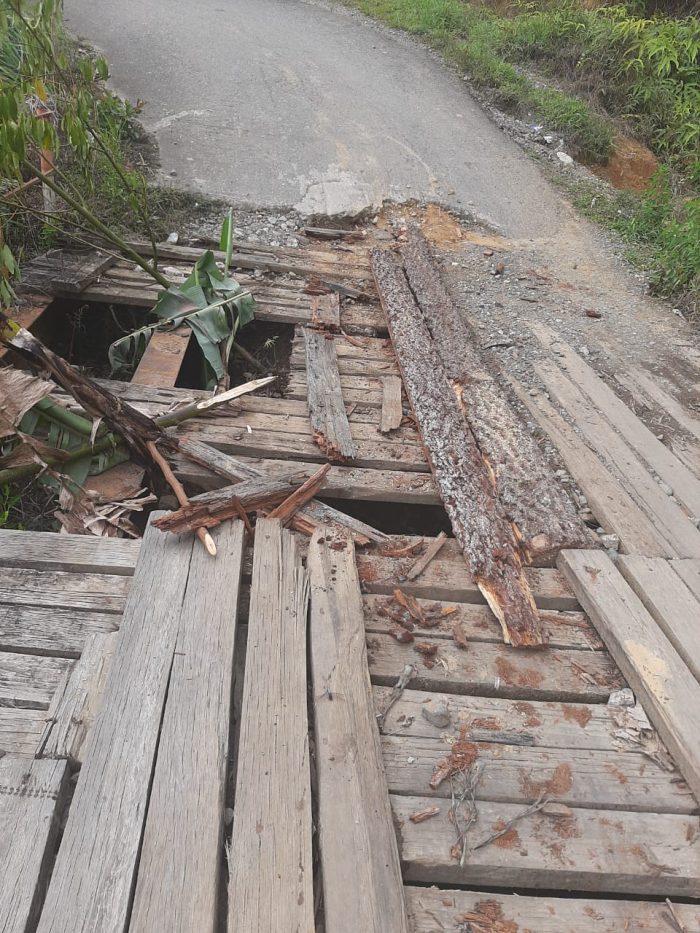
xmin=64 ymin=0 xmax=569 ymax=237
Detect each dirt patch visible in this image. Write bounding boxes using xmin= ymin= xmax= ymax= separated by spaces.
xmin=587 ymin=134 xmax=658 ymax=192
xmin=495 ymin=656 xmax=544 ymax=689
xmin=471 ymin=717 xmax=501 ymax=730
xmin=513 ymin=701 xmax=542 ymax=727
xmin=560 ymin=704 xmax=592 ymax=729
xmin=459 ymin=900 xmax=519 ymax=933
xmin=490 ymin=820 xmax=521 ymax=850
xmin=519 ymin=762 xmax=573 ymax=799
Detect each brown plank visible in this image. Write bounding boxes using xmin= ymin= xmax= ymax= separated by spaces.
xmin=308 ymin=530 xmax=409 ymax=933
xmin=227 ymin=519 xmax=313 ymax=931
xmin=405 ymin=887 xmax=700 ymax=933
xmin=131 ymin=326 xmax=190 ymax=386
xmin=380 ymin=375 xmax=403 ymax=433
xmin=402 ymin=230 xmax=588 ymax=563
xmin=559 ymin=548 xmax=700 ymax=802
xmin=394 ymin=794 xmax=700 ymax=895
xmin=0 ymin=297 xmax=51 ymax=361
xmin=310 ymin=292 xmax=340 ymax=330
xmin=371 ymin=248 xmax=544 ymax=646
xmin=304 ymin=327 xmax=356 ymax=461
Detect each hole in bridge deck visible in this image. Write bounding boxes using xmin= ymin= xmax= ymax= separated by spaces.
xmin=318 ymin=496 xmax=453 ymax=538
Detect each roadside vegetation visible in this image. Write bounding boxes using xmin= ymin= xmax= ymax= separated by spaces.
xmin=349 ymin=0 xmax=700 ymax=311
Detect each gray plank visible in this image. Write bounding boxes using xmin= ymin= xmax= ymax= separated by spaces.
xmin=35 ymin=516 xmax=195 ymax=933
xmin=0 ymin=567 xmax=130 ymax=614
xmin=130 ymin=521 xmax=245 ymax=933
xmin=380 ymin=375 xmax=403 ymax=433
xmin=304 ymin=327 xmax=356 ymax=460
xmin=0 ymin=756 xmax=70 ymax=933
xmin=0 ymin=528 xmax=139 ymax=575
xmin=228 ymin=519 xmax=313 ymax=932
xmin=0 ymin=604 xmax=118 ymax=658
xmin=0 ymin=652 xmax=73 ymax=710
xmin=0 ymin=707 xmax=47 ymax=757
xmin=308 ymin=530 xmax=408 ymax=933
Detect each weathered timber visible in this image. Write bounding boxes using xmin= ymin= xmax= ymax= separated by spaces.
xmin=304 ymin=327 xmax=356 ymax=461
xmin=671 ymin=558 xmax=700 ymax=601
xmin=405 ymin=887 xmax=700 ymax=933
xmin=395 ymin=794 xmax=700 ymax=894
xmin=37 ymin=633 xmax=116 ymax=765
xmin=404 ymin=531 xmax=447 ymax=581
xmin=310 ymin=292 xmax=341 ymax=330
xmin=228 ymin=519 xmax=313 ymax=932
xmin=0 ymin=528 xmax=139 ymax=575
xmin=131 ymin=522 xmax=245 ymax=933
xmin=35 ymin=517 xmax=195 ymax=933
xmin=559 ymin=548 xmax=700 ymax=803
xmin=267 ymin=463 xmax=331 ymax=524
xmin=0 ymin=757 xmax=70 ymax=933
xmin=0 ymin=297 xmax=51 ymax=361
xmin=371 ymin=248 xmax=544 ymax=647
xmin=131 ymin=326 xmax=190 ymax=386
xmin=0 ymin=652 xmax=73 ymax=710
xmin=380 ymin=375 xmax=403 ymax=434
xmin=20 ymin=249 xmax=116 ymax=293
xmin=0 ymin=601 xmax=115 ymax=660
xmin=618 ymin=555 xmax=700 ymax=684
xmin=0 ymin=707 xmax=47 ymax=756
xmin=308 ymin=531 xmax=409 ymax=933
xmin=402 ymin=229 xmax=588 ymax=563
xmin=0 ymin=567 xmax=129 ymax=614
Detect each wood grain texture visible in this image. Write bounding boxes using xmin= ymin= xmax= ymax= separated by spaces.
xmin=37 ymin=633 xmax=116 ymax=765
xmin=559 ymin=548 xmax=700 ymax=803
xmin=405 ymin=886 xmax=700 ymax=933
xmin=304 ymin=327 xmax=356 ymax=461
xmin=371 ymin=248 xmax=544 ymax=647
xmin=0 ymin=567 xmax=130 ymax=613
xmin=380 ymin=375 xmax=403 ymax=433
xmin=35 ymin=517 xmax=195 ymax=933
xmin=130 ymin=521 xmax=245 ymax=933
xmin=0 ymin=652 xmax=73 ymax=710
xmin=618 ymin=555 xmax=700 ymax=683
xmin=0 ymin=604 xmax=118 ymax=658
xmin=308 ymin=530 xmax=409 ymax=933
xmin=394 ymin=793 xmax=700 ymax=895
xmin=0 ymin=528 xmax=139 ymax=575
xmin=402 ymin=230 xmax=589 ymax=563
xmin=228 ymin=519 xmax=313 ymax=933
xmin=0 ymin=707 xmax=47 ymax=756
xmin=511 ymin=379 xmax=676 ymax=558
xmin=0 ymin=756 xmax=70 ymax=933
xmin=132 ymin=326 xmax=190 ymax=386
xmin=670 ymin=558 xmax=700 ymax=601
xmin=310 ymin=292 xmax=341 ymax=330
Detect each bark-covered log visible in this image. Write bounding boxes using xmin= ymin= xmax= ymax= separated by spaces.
xmin=400 ymin=228 xmax=590 ymax=565
xmin=371 ymin=248 xmax=545 ymax=647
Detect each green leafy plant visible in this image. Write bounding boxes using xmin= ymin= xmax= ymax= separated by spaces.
xmin=0 ymin=482 xmax=21 ymax=527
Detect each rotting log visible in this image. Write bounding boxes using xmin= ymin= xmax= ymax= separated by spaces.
xmin=370 ymin=248 xmax=545 ymax=647
xmin=304 ymin=327 xmax=356 ymax=462
xmin=400 ymin=228 xmax=589 ymax=564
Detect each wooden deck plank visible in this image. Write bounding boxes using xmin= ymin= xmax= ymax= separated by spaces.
xmin=394 ymin=794 xmax=700 ymax=895
xmin=510 ymin=379 xmax=677 ymax=558
xmin=559 ymin=548 xmax=700 ymax=803
xmin=0 ymin=567 xmax=130 ymax=613
xmin=131 ymin=521 xmax=245 ymax=933
xmin=308 ymin=530 xmax=409 ymax=933
xmin=405 ymin=886 xmax=700 ymax=932
xmin=670 ymin=557 xmax=700 ymax=602
xmin=382 ymin=734 xmax=695 ymax=813
xmin=0 ymin=707 xmax=47 ymax=756
xmin=131 ymin=326 xmax=190 ymax=386
xmin=227 ymin=519 xmax=313 ymax=933
xmin=618 ymin=555 xmax=700 ymax=684
xmin=380 ymin=375 xmax=403 ymax=434
xmin=0 ymin=529 xmax=139 ymax=575
xmin=37 ymin=633 xmax=116 ymax=765
xmin=35 ymin=518 xmax=195 ymax=933
xmin=0 ymin=297 xmax=51 ymax=361
xmin=0 ymin=605 xmax=118 ymax=658
xmin=367 ymin=633 xmax=622 ymax=703
xmin=0 ymin=652 xmax=73 ymax=710
xmin=371 ymin=248 xmax=544 ymax=647
xmin=0 ymin=757 xmax=70 ymax=933
xmin=304 ymin=327 xmax=357 ymax=461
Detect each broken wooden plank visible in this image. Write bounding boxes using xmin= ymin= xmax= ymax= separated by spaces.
xmin=227 ymin=519 xmax=313 ymax=932
xmin=559 ymin=548 xmax=700 ymax=802
xmin=380 ymin=375 xmax=403 ymax=434
xmin=367 ymin=633 xmax=621 ymax=703
xmin=304 ymin=327 xmax=356 ymax=461
xmin=310 ymin=292 xmax=341 ymax=330
xmin=130 ymin=521 xmax=245 ymax=933
xmin=0 ymin=757 xmax=70 ymax=933
xmin=511 ymin=379 xmax=678 ymax=558
xmin=308 ymin=530 xmax=409 ymax=933
xmin=394 ymin=794 xmax=700 ymax=894
xmin=618 ymin=555 xmax=700 ymax=685
xmin=371 ymin=248 xmax=544 ymax=647
xmin=402 ymin=229 xmax=589 ymax=564
xmin=267 ymin=463 xmax=331 ymax=524
xmin=0 ymin=528 xmax=139 ymax=575
xmin=404 ymin=531 xmax=447 ymax=581
xmin=405 ymin=887 xmax=700 ymax=933
xmin=131 ymin=326 xmax=190 ymax=386
xmin=383 ymin=733 xmax=695 ymax=813
xmin=35 ymin=517 xmax=194 ymax=933
xmin=37 ymin=633 xmax=116 ymax=765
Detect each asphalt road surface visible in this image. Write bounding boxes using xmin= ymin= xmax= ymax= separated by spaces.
xmin=64 ymin=0 xmax=572 ymax=238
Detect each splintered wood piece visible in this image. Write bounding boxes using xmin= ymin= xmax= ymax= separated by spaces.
xmin=405 ymin=531 xmax=448 ymax=581
xmin=228 ymin=519 xmax=313 ymax=932
xmin=310 ymin=292 xmax=341 ymax=331
xmin=268 ymin=463 xmax=331 ymax=525
xmin=400 ymin=228 xmax=589 ymax=564
xmin=371 ymin=249 xmax=545 ymax=647
xmin=380 ymin=375 xmax=403 ymax=433
xmin=177 ymin=439 xmax=387 ymax=545
xmin=0 ymin=757 xmax=70 ymax=933
xmin=130 ymin=522 xmax=245 ymax=933
xmin=304 ymin=327 xmax=356 ymax=461
xmin=35 ymin=516 xmax=195 ymax=933
xmin=146 ymin=440 xmax=215 ymax=555
xmin=153 ymin=474 xmax=306 ymax=534
xmin=308 ymin=530 xmax=409 ymax=933
xmin=559 ymin=549 xmax=700 ymax=803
